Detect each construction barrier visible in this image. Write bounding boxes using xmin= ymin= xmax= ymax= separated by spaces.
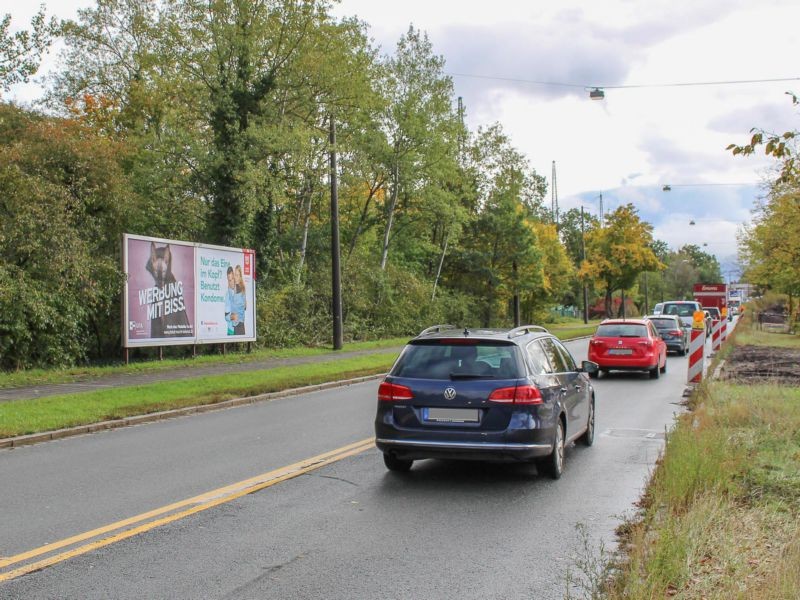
xmin=687 ymin=327 xmax=705 ymax=384
xmin=720 ymin=318 xmax=728 ymax=344
xmin=711 ymin=318 xmax=721 ymax=354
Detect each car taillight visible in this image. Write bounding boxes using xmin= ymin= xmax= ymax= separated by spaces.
xmin=669 ymin=330 xmax=682 ymax=338
xmin=378 ymin=381 xmax=414 ymax=402
xmin=638 ymin=340 xmax=653 ymax=348
xmin=488 ymin=384 xmax=543 ymax=405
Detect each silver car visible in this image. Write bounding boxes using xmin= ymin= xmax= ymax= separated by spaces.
xmin=645 ymin=314 xmax=690 ymax=355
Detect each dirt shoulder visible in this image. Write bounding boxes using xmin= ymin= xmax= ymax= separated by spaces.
xmin=718 ymin=344 xmax=800 ymax=385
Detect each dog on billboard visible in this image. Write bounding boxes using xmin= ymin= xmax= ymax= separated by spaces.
xmin=145 ymin=242 xmax=191 ymax=337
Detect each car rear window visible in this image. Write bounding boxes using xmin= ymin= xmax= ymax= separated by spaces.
xmin=649 ymin=318 xmax=680 ymax=330
xmin=663 ymin=303 xmax=697 ymax=317
xmin=595 ymin=323 xmax=648 ymax=338
xmin=391 ymin=341 xmax=522 ymax=380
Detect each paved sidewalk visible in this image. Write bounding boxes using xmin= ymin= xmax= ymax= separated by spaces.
xmin=0 ymin=347 xmax=404 ymax=403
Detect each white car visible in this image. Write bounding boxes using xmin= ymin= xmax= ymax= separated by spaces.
xmin=661 ymin=300 xmax=703 ymax=328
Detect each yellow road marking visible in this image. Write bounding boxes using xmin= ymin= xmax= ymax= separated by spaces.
xmin=0 ymin=437 xmax=374 ymax=583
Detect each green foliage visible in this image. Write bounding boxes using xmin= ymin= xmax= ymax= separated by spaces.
xmin=0 ymin=5 xmax=58 ymax=92
xmin=580 ymin=204 xmax=663 ymax=316
xmin=0 ymin=104 xmax=133 ymax=368
xmin=257 ymin=254 xmax=480 ymax=347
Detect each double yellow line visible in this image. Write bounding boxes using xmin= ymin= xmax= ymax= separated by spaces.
xmin=0 ymin=437 xmax=374 ymax=583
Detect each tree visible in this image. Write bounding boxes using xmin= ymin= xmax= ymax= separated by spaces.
xmin=673 ymin=244 xmax=722 ymax=283
xmin=447 ymin=123 xmax=547 ymax=325
xmin=377 ymin=26 xmax=461 ymax=270
xmin=739 ymin=191 xmax=800 ymax=314
xmin=728 ymin=92 xmax=798 ymax=186
xmin=0 ymin=104 xmax=140 ymax=367
xmin=579 ymin=204 xmax=663 ymax=317
xmin=0 ymin=5 xmax=58 ymax=93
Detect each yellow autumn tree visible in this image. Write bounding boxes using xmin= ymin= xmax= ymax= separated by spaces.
xmin=579 ymin=204 xmax=664 ymax=317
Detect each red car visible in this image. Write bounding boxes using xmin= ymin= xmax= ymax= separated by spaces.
xmin=587 ymin=319 xmax=667 ymax=379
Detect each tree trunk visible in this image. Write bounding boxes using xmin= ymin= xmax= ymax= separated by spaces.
xmin=347 ymin=183 xmax=380 ymax=259
xmin=380 ymin=163 xmax=399 ymax=271
xmin=605 ymin=287 xmax=613 ymax=318
xmin=295 ymin=189 xmax=313 ymax=284
xmin=431 ymin=229 xmax=449 ymax=300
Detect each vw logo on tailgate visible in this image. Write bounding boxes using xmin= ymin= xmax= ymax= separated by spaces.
xmin=443 ymin=387 xmax=457 ymax=400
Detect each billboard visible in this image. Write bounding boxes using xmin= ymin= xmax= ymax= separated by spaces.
xmin=123 ymin=234 xmax=256 ymax=347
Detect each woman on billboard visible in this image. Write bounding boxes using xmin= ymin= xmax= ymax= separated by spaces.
xmin=230 ymin=264 xmax=247 ymax=335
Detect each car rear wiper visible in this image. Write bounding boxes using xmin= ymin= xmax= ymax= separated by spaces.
xmin=449 ymin=373 xmax=495 ymax=379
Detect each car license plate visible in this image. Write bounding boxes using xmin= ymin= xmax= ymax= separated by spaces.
xmin=423 ymin=408 xmax=480 ymax=423
xmin=608 ymin=348 xmax=633 ymax=355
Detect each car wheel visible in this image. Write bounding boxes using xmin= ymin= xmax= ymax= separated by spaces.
xmin=588 ymin=370 xmax=598 ymax=379
xmin=649 ymin=365 xmax=660 ymax=379
xmin=598 ymin=369 xmax=608 ymax=379
xmin=578 ymin=399 xmax=595 ymax=447
xmin=383 ymin=453 xmax=413 ymax=472
xmin=537 ymin=419 xmax=565 ymax=479
xmin=660 ymin=355 xmax=667 ymax=374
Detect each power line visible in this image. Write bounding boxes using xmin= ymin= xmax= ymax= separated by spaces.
xmin=447 ymin=72 xmax=799 ymax=90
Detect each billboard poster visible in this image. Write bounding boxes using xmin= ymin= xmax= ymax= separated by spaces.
xmin=196 ymin=246 xmax=256 ymax=342
xmin=123 ymin=234 xmax=256 ymax=347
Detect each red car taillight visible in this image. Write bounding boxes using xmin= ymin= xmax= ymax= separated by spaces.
xmin=669 ymin=330 xmax=683 ymax=338
xmin=378 ymin=381 xmax=414 ymax=402
xmin=488 ymin=384 xmax=543 ymax=405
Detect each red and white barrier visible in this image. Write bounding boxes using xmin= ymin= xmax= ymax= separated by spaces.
xmin=687 ymin=328 xmax=705 ymax=384
xmin=720 ymin=318 xmax=728 ymax=344
xmin=711 ymin=319 xmax=721 ymax=354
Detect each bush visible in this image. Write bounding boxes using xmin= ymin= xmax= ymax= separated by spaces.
xmin=254 ymin=257 xmax=481 ymax=348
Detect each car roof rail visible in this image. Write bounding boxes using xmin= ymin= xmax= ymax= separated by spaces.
xmin=417 ymin=324 xmax=459 ymax=337
xmin=507 ymin=325 xmax=549 ymax=339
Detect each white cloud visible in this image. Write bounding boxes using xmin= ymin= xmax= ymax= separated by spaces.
xmin=5 ymin=0 xmax=799 ymax=265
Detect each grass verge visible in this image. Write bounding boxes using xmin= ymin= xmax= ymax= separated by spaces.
xmin=0 ymin=325 xmax=596 ymax=391
xmin=604 ymin=320 xmax=800 ymax=599
xmin=0 ymin=337 xmax=408 ymax=390
xmin=0 ymin=353 xmax=397 ymax=438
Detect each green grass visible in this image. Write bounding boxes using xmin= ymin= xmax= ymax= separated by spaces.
xmin=0 ymin=337 xmax=409 ymax=390
xmin=0 ymin=353 xmax=397 ymax=438
xmin=0 ymin=326 xmax=598 ymax=391
xmin=605 ymin=320 xmax=800 ymax=599
xmin=733 ymin=326 xmax=800 ymax=349
xmin=0 ymin=325 xmax=598 ymax=439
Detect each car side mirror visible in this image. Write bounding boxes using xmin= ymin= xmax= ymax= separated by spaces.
xmin=580 ymin=360 xmax=599 ymax=375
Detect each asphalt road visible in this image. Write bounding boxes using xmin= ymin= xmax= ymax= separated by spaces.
xmin=0 ymin=336 xmax=701 ymax=599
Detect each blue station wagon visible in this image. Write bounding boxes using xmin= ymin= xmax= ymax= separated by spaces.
xmin=375 ymin=325 xmax=599 ymax=479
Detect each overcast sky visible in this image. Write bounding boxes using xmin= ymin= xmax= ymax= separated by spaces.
xmin=5 ymin=0 xmax=799 ymax=276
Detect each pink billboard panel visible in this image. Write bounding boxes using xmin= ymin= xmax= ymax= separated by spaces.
xmin=125 ymin=236 xmax=195 ymax=344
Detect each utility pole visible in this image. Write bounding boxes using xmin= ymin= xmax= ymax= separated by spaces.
xmin=581 ymin=206 xmax=588 ymax=324
xmin=551 ymin=161 xmax=559 ymax=227
xmin=329 ymin=115 xmax=343 ymax=350
xmin=643 ymin=272 xmax=649 ymax=315
xmin=512 ymin=260 xmax=520 ymax=327
xmin=598 ymin=192 xmax=604 ymax=227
